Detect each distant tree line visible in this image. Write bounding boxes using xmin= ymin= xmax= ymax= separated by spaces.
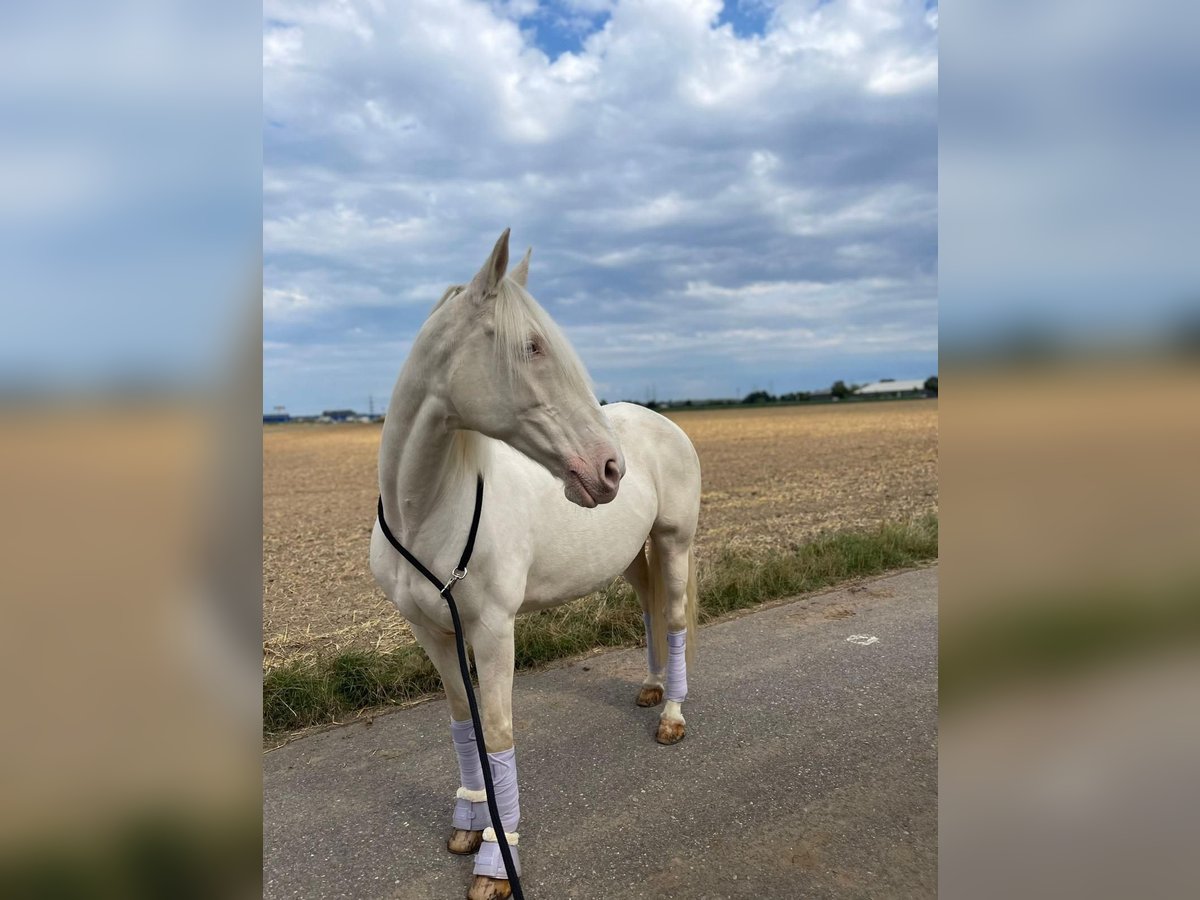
xmin=742 ymin=379 xmax=858 ymax=404
xmin=599 ymin=375 xmax=936 ymax=410
xmin=737 ymin=376 xmax=937 ymax=405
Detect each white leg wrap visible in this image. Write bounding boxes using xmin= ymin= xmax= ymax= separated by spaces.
xmin=666 ymin=629 xmax=687 ymax=702
xmin=450 ymin=720 xmax=488 ymax=831
xmin=643 ymin=612 xmax=662 ymax=675
xmin=451 ymin=719 xmax=484 ymax=789
xmin=472 ymin=748 xmax=521 ymax=878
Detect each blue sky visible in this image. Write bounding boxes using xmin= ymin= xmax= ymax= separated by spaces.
xmin=264 ymin=0 xmax=938 ymax=414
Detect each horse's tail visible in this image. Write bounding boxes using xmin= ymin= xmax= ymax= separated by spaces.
xmin=685 ymin=546 xmax=698 ymax=667
xmin=646 ymin=541 xmax=698 ymax=669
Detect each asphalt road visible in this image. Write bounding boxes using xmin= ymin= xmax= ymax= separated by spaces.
xmin=264 ymin=566 xmax=937 ymax=900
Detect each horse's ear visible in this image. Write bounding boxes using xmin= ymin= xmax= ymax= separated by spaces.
xmin=469 ymin=228 xmax=511 ymax=299
xmin=511 ymin=247 xmax=532 ymax=288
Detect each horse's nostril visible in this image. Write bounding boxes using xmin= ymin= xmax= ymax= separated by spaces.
xmin=603 ymin=458 xmax=622 ymax=488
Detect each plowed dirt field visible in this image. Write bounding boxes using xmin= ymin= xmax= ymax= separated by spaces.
xmin=264 ymin=400 xmax=937 ymax=667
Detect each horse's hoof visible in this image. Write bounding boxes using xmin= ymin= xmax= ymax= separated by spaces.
xmin=467 ymin=875 xmax=512 ymax=900
xmin=656 ymin=719 xmax=686 ymax=745
xmin=448 ymin=829 xmax=483 ymax=855
xmin=636 ymin=685 xmax=663 ymax=707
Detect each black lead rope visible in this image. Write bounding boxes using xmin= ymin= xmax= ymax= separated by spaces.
xmin=376 ymin=477 xmax=525 ymax=900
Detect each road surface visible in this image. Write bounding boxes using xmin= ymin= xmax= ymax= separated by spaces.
xmin=264 ymin=566 xmax=937 ymax=899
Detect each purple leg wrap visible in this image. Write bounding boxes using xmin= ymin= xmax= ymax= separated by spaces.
xmin=643 ymin=612 xmax=662 ymax=675
xmin=472 ymin=747 xmax=521 ymax=878
xmin=450 ymin=719 xmax=489 ymax=831
xmin=666 ymin=629 xmax=688 ymax=702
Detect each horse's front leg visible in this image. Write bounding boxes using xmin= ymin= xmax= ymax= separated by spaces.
xmin=408 ymin=621 xmax=488 ymax=856
xmin=463 ymin=616 xmax=520 ymax=900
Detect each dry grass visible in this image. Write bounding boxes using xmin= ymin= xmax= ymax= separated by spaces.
xmin=669 ymin=400 xmax=938 ymax=553
xmin=263 ymin=399 xmax=938 ymax=669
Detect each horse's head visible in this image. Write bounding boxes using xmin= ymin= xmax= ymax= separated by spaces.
xmin=442 ymin=229 xmax=624 ymax=508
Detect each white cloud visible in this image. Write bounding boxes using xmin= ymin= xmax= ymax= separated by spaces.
xmin=263 ymin=0 xmax=937 ymax=409
xmin=868 ymin=54 xmax=938 ymax=95
xmin=262 ymin=26 xmax=303 ymax=68
xmin=263 ymin=206 xmax=429 ymax=256
xmin=263 ymin=287 xmax=318 ymax=320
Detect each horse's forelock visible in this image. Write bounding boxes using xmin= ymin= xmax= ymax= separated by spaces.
xmin=493 ymin=277 xmax=592 ymax=398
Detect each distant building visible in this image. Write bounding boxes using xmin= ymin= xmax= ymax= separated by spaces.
xmin=263 ymin=413 xmax=290 ymax=424
xmin=321 ymin=409 xmax=358 ymax=422
xmin=857 ymin=379 xmax=927 ymax=398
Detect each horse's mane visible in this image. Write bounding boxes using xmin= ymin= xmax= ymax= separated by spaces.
xmin=432 ymin=284 xmax=464 ymax=311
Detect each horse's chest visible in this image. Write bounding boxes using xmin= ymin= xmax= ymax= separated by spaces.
xmin=370 ymin=528 xmax=461 ymax=629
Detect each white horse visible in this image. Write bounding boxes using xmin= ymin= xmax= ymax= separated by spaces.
xmin=370 ymin=230 xmax=701 ymax=900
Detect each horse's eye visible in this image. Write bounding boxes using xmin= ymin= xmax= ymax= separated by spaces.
xmin=523 ymin=336 xmax=543 ymax=358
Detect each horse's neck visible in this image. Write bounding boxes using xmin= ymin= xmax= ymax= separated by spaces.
xmin=378 ymin=366 xmax=480 ymax=543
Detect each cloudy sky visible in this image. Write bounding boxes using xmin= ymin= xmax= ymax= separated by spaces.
xmin=264 ymin=0 xmax=937 ymax=414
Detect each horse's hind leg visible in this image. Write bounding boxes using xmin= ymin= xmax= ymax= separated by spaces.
xmin=408 ymin=620 xmax=487 ymax=856
xmin=623 ymin=547 xmax=665 ymax=707
xmin=647 ymin=532 xmax=697 ymax=746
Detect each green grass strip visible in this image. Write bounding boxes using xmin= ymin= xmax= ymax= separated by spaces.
xmin=264 ymin=515 xmax=938 ymax=735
